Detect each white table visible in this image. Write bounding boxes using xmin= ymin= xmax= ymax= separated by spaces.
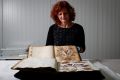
xmin=0 ymin=60 xmax=20 ymax=80
xmin=0 ymin=59 xmax=120 ymax=80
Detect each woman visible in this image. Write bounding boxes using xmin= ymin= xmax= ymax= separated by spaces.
xmin=46 ymin=1 xmax=85 ymax=53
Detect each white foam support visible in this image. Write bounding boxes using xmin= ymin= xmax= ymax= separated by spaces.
xmin=93 ymin=62 xmax=120 ymax=80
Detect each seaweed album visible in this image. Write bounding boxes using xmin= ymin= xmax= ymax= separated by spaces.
xmin=11 ymin=45 xmax=98 ymax=72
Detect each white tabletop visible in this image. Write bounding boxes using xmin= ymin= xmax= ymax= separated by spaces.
xmin=0 ymin=59 xmax=120 ymax=80
xmin=0 ymin=60 xmax=20 ymax=80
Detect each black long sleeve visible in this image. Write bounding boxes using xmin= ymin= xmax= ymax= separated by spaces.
xmin=76 ymin=26 xmax=85 ymax=52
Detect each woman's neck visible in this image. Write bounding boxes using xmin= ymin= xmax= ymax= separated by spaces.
xmin=59 ymin=22 xmax=73 ymax=28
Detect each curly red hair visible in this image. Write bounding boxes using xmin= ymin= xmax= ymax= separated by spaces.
xmin=51 ymin=1 xmax=75 ymax=25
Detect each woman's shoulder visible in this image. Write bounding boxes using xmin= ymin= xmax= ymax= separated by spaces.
xmin=73 ymin=23 xmax=82 ymax=26
xmin=48 ymin=24 xmax=56 ymax=30
xmin=73 ymin=23 xmax=83 ymax=29
xmin=49 ymin=24 xmax=58 ymax=29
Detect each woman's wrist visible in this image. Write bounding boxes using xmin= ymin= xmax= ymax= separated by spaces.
xmin=76 ymin=46 xmax=84 ymax=53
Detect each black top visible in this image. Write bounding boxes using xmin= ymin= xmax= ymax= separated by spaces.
xmin=46 ymin=23 xmax=85 ymax=52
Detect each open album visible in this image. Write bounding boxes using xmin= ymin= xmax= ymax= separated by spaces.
xmin=11 ymin=45 xmax=99 ymax=72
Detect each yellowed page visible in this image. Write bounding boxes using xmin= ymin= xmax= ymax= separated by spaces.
xmin=54 ymin=45 xmax=81 ymax=63
xmin=12 ymin=46 xmax=57 ymax=70
xmin=28 ymin=46 xmax=54 ymax=58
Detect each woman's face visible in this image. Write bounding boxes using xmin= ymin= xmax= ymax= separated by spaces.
xmin=57 ymin=9 xmax=70 ymax=24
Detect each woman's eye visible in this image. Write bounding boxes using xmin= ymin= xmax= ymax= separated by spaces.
xmin=58 ymin=13 xmax=62 ymax=15
xmin=59 ymin=13 xmax=62 ymax=15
